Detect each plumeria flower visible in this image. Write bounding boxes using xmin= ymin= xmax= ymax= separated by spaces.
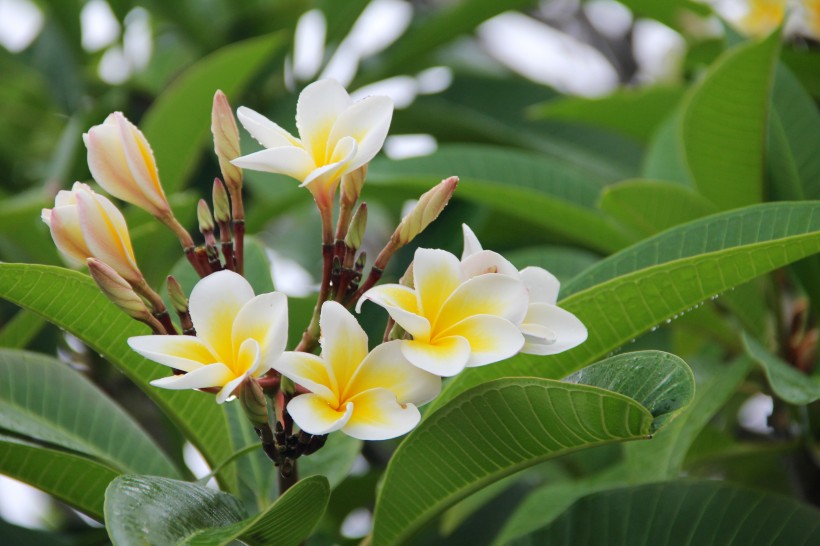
xmin=274 ymin=301 xmax=440 ymax=440
xmin=84 ymin=112 xmax=172 ymax=220
xmin=231 ymin=79 xmax=393 ymax=210
xmin=358 ymin=248 xmax=529 ymax=377
xmin=461 ymin=224 xmax=587 ymax=356
xmin=128 ymin=270 xmax=288 ymax=403
xmin=41 ymin=182 xmax=143 ymax=284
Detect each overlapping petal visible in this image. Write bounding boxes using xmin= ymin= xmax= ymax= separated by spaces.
xmin=230 ymin=147 xmax=315 ymax=180
xmin=521 ymin=303 xmax=588 ymax=355
xmin=439 ymin=315 xmax=524 ymax=367
xmin=149 ymin=364 xmax=233 ymax=390
xmin=435 ymin=273 xmax=529 ymax=330
xmin=401 ymin=336 xmax=471 ymax=377
xmin=345 ymin=341 xmax=440 ymax=406
xmin=189 ymin=271 xmax=255 ymax=363
xmin=319 ymin=300 xmax=368 ymax=390
xmin=288 ymin=394 xmax=353 ymax=435
xmin=232 ymin=292 xmax=289 ymax=374
xmin=128 ymin=335 xmax=216 ymax=372
xmin=343 ymin=388 xmax=420 ymax=441
xmin=357 ymin=284 xmax=430 ymax=339
xmin=414 ymin=248 xmax=463 ymax=322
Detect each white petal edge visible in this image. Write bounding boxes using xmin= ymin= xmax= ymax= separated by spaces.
xmin=318 ymin=301 xmax=368 ymax=390
xmin=520 ymin=266 xmax=560 ymax=305
xmin=436 ymin=273 xmax=529 ymax=331
xmin=461 ymin=250 xmax=519 ymax=279
xmin=231 ymin=146 xmax=315 ymax=181
xmin=328 ymin=95 xmax=393 ymax=172
xmin=400 ymin=336 xmax=471 ymax=377
xmin=461 ymin=223 xmax=484 ymax=259
xmin=343 ymin=388 xmax=420 ymax=441
xmin=237 ymin=106 xmax=301 ymax=148
xmin=216 ymin=374 xmax=247 ymax=404
xmin=273 ymin=352 xmax=337 ymax=402
xmin=149 ymin=363 xmax=233 ymax=391
xmin=128 ymin=335 xmax=217 ymax=372
xmin=288 ymin=394 xmax=353 ymax=435
xmin=520 ymin=303 xmax=588 ymax=355
xmin=357 ymin=284 xmax=431 ymax=339
xmin=439 ymin=314 xmax=525 ymax=367
xmin=232 ymin=292 xmax=289 ymax=374
xmin=296 ymin=79 xmax=352 ymax=163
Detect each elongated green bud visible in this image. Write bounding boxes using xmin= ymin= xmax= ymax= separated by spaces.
xmin=394 ymin=176 xmax=458 ymax=246
xmin=211 ymin=90 xmax=243 ymax=195
xmin=212 ymin=178 xmax=231 ymax=224
xmin=240 ymin=378 xmax=269 ymax=427
xmin=87 ymin=258 xmax=155 ymax=324
xmin=341 ymin=164 xmax=368 ymax=207
xmin=166 ymin=275 xmax=189 ymax=314
xmin=345 ymin=203 xmax=368 ymax=251
xmin=197 ymin=199 xmax=214 ymax=235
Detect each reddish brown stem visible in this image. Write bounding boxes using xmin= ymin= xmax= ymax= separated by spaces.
xmin=233 ymin=220 xmax=245 ymax=275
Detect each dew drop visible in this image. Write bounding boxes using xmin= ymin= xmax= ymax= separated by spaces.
xmin=665 ymin=318 xmax=672 ymax=324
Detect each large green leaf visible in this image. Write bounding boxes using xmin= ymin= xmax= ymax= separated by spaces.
xmin=641 ymin=111 xmax=690 ymax=185
xmin=105 ymin=475 xmax=329 ymax=546
xmin=0 ymin=309 xmax=45 ymax=349
xmin=530 ymin=86 xmax=684 ymax=143
xmin=429 ymin=202 xmax=820 ymax=409
xmin=623 ymin=356 xmax=754 ymax=480
xmin=0 ymin=434 xmax=119 ymax=520
xmin=142 ymin=32 xmax=287 ymax=193
xmin=598 ymin=179 xmax=718 ymax=237
xmin=0 ymin=264 xmax=236 ymax=489
xmin=517 ymin=479 xmax=820 ymax=545
xmin=681 ymin=31 xmax=780 ymax=209
xmin=743 ymin=334 xmax=820 ymax=405
xmin=0 ymin=348 xmax=178 ymax=477
xmin=372 ymin=351 xmax=693 ymax=545
xmin=367 ymin=145 xmax=634 ymax=253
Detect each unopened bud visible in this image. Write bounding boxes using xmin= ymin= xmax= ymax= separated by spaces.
xmin=394 ymin=176 xmax=458 ymax=246
xmin=197 ymin=199 xmax=214 ymax=234
xmin=239 ymin=378 xmax=269 ymax=427
xmin=399 ymin=262 xmax=414 ymax=289
xmin=166 ymin=276 xmax=189 ymax=314
xmin=341 ymin=164 xmax=368 ymax=207
xmin=355 ymin=251 xmax=367 ymax=273
xmin=212 ymin=178 xmax=231 ymax=224
xmin=211 ymin=90 xmax=243 ymax=195
xmin=87 ymin=258 xmax=152 ymax=322
xmin=345 ymin=203 xmax=368 ymax=251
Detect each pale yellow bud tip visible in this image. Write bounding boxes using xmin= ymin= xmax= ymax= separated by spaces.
xmin=87 ymin=258 xmax=152 ymax=321
xmin=395 ymin=176 xmax=458 ymax=246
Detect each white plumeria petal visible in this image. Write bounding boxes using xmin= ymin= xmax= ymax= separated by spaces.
xmin=236 ymin=106 xmax=301 ymax=148
xmin=435 ymin=273 xmax=529 ymax=332
xmin=461 ymin=250 xmax=519 ymax=278
xmin=346 ymin=340 xmax=441 ymax=406
xmin=234 ymin=338 xmax=262 ymax=377
xmin=189 ymin=270 xmax=255 ymax=363
xmin=343 ymin=388 xmax=420 ymax=441
xmin=520 ymin=266 xmax=560 ymax=305
xmin=273 ymin=352 xmax=337 ymax=402
xmin=439 ymin=315 xmax=524 ymax=367
xmin=461 ymin=223 xmax=484 ymax=259
xmin=128 ymin=335 xmax=217 ymax=372
xmin=401 ymin=336 xmax=471 ymax=377
xmin=46 ymin=204 xmax=91 ymax=267
xmin=75 ymin=188 xmax=141 ymax=283
xmin=413 ymin=248 xmax=463 ymax=323
xmin=328 ymin=95 xmax=393 ymax=172
xmin=300 ymin=136 xmax=357 ymax=195
xmin=296 ymin=79 xmax=352 ymax=164
xmin=150 ymin=363 xmax=233 ymax=390
xmin=232 ymin=292 xmax=289 ymax=374
xmin=318 ymin=302 xmax=368 ymax=391
xmin=521 ymin=303 xmax=588 ymax=355
xmin=231 ymin=146 xmax=315 ymax=181
xmin=358 ymin=284 xmax=431 ymax=340
xmin=288 ymin=394 xmax=353 ymax=435
xmin=216 ymin=374 xmax=248 ymax=404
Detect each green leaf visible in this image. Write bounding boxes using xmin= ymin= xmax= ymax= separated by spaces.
xmin=0 ymin=309 xmax=45 ymax=349
xmin=598 ymin=179 xmax=718 ymax=237
xmin=564 ymin=351 xmax=695 ymax=434
xmin=623 ymin=356 xmax=754 ymax=480
xmin=516 ymin=479 xmax=820 ymax=545
xmin=367 ymin=145 xmax=635 ymax=253
xmin=0 ymin=264 xmax=236 ymax=489
xmin=430 ymin=202 xmax=820 ymax=410
xmin=681 ymin=31 xmax=780 ymax=209
xmin=642 ymin=111 xmax=690 ymax=185
xmin=0 ymin=434 xmax=119 ymax=520
xmin=530 ymin=86 xmax=684 ymax=143
xmin=104 ymin=475 xmax=329 ymax=546
xmin=0 ymin=348 xmax=178 ymax=476
xmin=372 ymin=351 xmax=693 ymax=545
xmin=142 ymin=32 xmax=288 ymax=194
xmin=185 ymin=476 xmax=330 ymax=546
xmin=743 ymin=333 xmax=820 ymax=405
xmin=104 ymin=475 xmax=245 ymax=545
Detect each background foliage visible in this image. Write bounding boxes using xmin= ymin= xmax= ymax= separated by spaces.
xmin=1 ymin=0 xmax=819 ymax=544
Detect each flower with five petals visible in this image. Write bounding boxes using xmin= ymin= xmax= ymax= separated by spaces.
xmin=231 ymin=79 xmax=393 ymax=210
xmin=128 ymin=270 xmax=288 ymax=403
xmin=460 ymin=224 xmax=587 ymax=356
xmin=358 ymin=248 xmax=529 ymax=377
xmin=274 ymin=301 xmax=440 ymax=440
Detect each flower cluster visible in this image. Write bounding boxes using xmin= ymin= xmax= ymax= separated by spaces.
xmin=42 ymin=79 xmax=586 ymax=465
